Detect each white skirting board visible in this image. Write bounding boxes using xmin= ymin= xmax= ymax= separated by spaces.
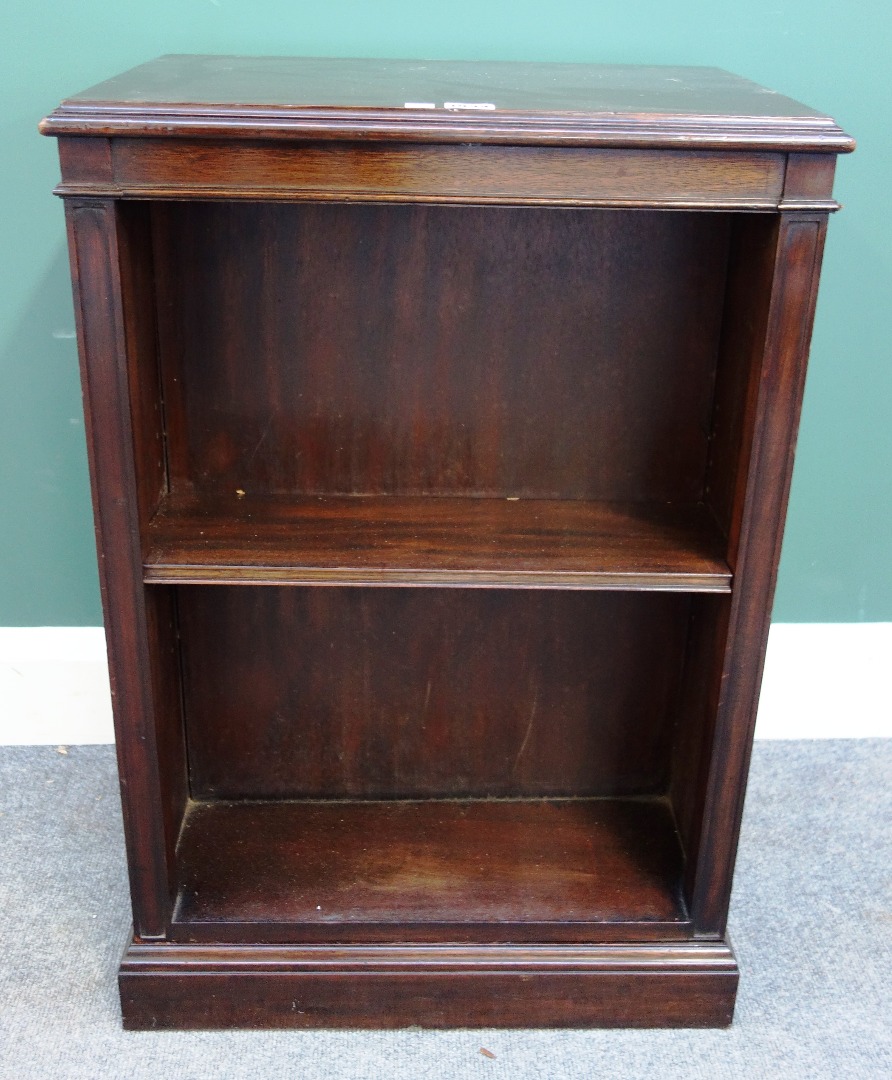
xmin=0 ymin=623 xmax=889 ymax=745
xmin=0 ymin=627 xmax=113 ymax=745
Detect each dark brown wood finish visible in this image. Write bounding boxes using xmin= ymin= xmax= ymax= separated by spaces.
xmin=117 ymin=201 xmax=166 ymax=539
xmin=67 ymin=139 xmax=789 ymax=209
xmin=41 ymin=56 xmax=852 ymax=153
xmin=674 ymin=212 xmax=831 ymax=922
xmin=119 ymin=941 xmax=738 ymax=1029
xmin=178 ymin=587 xmax=689 ymax=800
xmin=57 ymin=135 xmax=112 ymax=189
xmin=64 ymin=200 xmax=187 ymax=938
xmin=782 ymin=153 xmax=838 ymax=210
xmin=43 ymin=56 xmax=852 ymax=1029
xmin=145 ymin=495 xmax=730 ymax=590
xmin=153 ymin=202 xmax=729 ymax=502
xmin=704 ymin=214 xmax=781 ymax=544
xmin=172 ymin=796 xmax=688 ymax=942
xmin=668 ymin=594 xmax=730 ymax=903
xmin=690 ymin=212 xmax=830 ymax=933
xmin=667 ymin=214 xmax=785 ymax=897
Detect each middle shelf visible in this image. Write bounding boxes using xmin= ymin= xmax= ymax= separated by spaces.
xmin=143 ymin=493 xmax=731 ymax=591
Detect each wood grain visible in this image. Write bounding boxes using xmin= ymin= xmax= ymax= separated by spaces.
xmin=171 ymin=797 xmax=688 ymax=942
xmin=88 ymin=141 xmax=788 ymax=209
xmin=119 ymin=940 xmax=738 ymax=1028
xmin=691 ymin=213 xmax=830 ymax=933
xmin=64 ymin=200 xmax=187 ymax=938
xmin=44 ymin=55 xmax=850 ymax=1030
xmin=782 ymin=153 xmax=838 ymax=210
xmin=178 ymin=587 xmax=690 ymax=800
xmin=153 ymin=202 xmax=730 ymax=504
xmin=705 ymin=215 xmax=780 ymax=546
xmin=145 ymin=494 xmax=731 ymax=590
xmin=40 ymin=56 xmax=853 ymax=155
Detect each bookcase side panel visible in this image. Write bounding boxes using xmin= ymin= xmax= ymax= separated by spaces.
xmin=670 ymin=215 xmax=781 ymax=897
xmin=64 ymin=196 xmax=187 ymax=939
xmin=690 ymin=210 xmax=830 ymax=933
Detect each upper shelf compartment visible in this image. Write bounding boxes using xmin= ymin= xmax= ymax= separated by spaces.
xmin=140 ymin=199 xmax=735 ymax=592
xmin=144 ymin=493 xmax=730 ymax=591
xmin=151 ymin=203 xmax=732 ymax=503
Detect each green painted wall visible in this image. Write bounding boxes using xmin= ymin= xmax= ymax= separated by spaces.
xmin=1 ymin=2 xmax=888 ymax=624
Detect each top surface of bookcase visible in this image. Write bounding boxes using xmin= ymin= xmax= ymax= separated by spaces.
xmin=39 ymin=54 xmax=854 ymax=151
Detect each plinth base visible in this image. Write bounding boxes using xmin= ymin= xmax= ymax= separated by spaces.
xmin=119 ymin=939 xmax=738 ymax=1029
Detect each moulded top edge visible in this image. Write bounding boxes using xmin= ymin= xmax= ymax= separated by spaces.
xmin=38 ymin=55 xmax=855 ymax=153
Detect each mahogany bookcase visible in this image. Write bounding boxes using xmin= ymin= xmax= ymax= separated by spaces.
xmin=41 ymin=56 xmax=853 ymax=1029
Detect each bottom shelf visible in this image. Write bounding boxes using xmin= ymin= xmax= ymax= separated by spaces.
xmin=172 ymin=796 xmax=689 ymax=943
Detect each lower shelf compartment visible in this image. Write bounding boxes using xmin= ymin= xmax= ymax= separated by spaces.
xmin=171 ymin=796 xmax=689 ymax=943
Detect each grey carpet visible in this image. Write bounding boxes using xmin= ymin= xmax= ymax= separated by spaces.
xmin=0 ymin=741 xmax=890 ymax=1079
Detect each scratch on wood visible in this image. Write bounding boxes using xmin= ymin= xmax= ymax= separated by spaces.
xmin=513 ymin=690 xmax=538 ymax=773
xmin=245 ymin=417 xmax=273 ymax=465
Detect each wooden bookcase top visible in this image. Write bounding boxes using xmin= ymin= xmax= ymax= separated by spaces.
xmin=40 ymin=54 xmax=854 ymax=151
